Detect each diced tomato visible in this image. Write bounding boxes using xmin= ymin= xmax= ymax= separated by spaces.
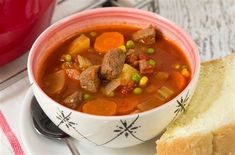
xmin=139 ymin=53 xmax=150 ymax=60
xmin=65 ymin=69 xmax=80 ymax=80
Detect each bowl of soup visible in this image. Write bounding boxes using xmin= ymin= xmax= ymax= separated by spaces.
xmin=28 ymin=7 xmax=200 ymax=148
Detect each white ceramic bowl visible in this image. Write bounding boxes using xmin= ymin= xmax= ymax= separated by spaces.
xmin=28 ymin=7 xmax=200 ymax=148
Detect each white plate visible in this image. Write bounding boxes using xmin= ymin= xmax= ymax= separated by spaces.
xmin=20 ymin=88 xmax=158 ymax=155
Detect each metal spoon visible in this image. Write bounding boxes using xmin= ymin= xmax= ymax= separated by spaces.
xmin=31 ymin=97 xmax=80 ymax=155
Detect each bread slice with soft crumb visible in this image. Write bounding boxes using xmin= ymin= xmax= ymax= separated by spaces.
xmin=156 ymin=52 xmax=235 ymax=155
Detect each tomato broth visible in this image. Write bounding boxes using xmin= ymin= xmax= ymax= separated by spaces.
xmin=38 ymin=25 xmax=191 ymax=116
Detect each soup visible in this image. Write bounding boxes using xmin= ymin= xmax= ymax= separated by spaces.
xmin=38 ymin=25 xmax=191 ymax=116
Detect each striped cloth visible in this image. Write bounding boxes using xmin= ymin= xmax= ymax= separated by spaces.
xmin=0 ymin=112 xmax=24 ymax=155
xmin=0 ymin=77 xmax=29 ymax=155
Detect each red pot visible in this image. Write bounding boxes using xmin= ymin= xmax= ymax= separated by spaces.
xmin=0 ymin=0 xmax=56 ymax=66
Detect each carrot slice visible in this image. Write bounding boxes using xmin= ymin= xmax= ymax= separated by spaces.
xmin=117 ymin=98 xmax=139 ymax=115
xmin=94 ymin=32 xmax=124 ymax=53
xmin=170 ymin=71 xmax=187 ymax=91
xmin=82 ymin=99 xmax=117 ymax=116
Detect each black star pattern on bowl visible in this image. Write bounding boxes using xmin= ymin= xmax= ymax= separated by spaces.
xmin=55 ymin=109 xmax=145 ymax=146
xmin=173 ymin=90 xmax=190 ymax=121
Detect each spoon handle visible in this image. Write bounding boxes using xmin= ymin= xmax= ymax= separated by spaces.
xmin=64 ymin=138 xmax=80 ymax=155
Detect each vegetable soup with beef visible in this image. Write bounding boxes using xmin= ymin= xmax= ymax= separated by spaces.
xmin=38 ymin=25 xmax=191 ymax=116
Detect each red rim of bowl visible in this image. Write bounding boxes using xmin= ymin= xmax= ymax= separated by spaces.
xmin=28 ymin=7 xmax=200 ymax=120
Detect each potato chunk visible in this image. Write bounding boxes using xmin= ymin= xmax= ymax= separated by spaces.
xmin=44 ymin=70 xmax=66 ymax=94
xmin=68 ymin=34 xmax=90 ymax=55
xmin=117 ymin=64 xmax=139 ymax=85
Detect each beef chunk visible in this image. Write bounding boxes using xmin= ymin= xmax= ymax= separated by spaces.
xmin=132 ymin=25 xmax=156 ymax=45
xmin=101 ymin=48 xmax=126 ymax=80
xmin=63 ymin=91 xmax=82 ymax=109
xmin=139 ymin=59 xmax=154 ymax=74
xmin=79 ymin=65 xmax=101 ymax=93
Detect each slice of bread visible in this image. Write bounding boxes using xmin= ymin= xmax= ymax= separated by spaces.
xmin=156 ymin=52 xmax=235 ymax=155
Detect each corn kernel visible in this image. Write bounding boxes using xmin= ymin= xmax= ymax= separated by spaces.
xmin=118 ymin=45 xmax=127 ymax=52
xmin=89 ymin=31 xmax=97 ymax=37
xmin=64 ymin=54 xmax=72 ymax=62
xmin=181 ymin=65 xmax=189 ymax=69
xmin=173 ymin=64 xmax=180 ymax=69
xmin=106 ymin=91 xmax=115 ymax=97
xmin=181 ymin=68 xmax=190 ymax=77
xmin=139 ymin=76 xmax=149 ymax=87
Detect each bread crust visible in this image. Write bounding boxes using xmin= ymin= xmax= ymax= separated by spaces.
xmin=213 ymin=122 xmax=235 ymax=155
xmin=156 ymin=133 xmax=213 ymax=155
xmin=202 ymin=52 xmax=235 ymax=66
xmin=157 ymin=122 xmax=235 ymax=155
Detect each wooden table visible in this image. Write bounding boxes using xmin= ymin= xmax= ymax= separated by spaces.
xmin=154 ymin=0 xmax=235 ymax=61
